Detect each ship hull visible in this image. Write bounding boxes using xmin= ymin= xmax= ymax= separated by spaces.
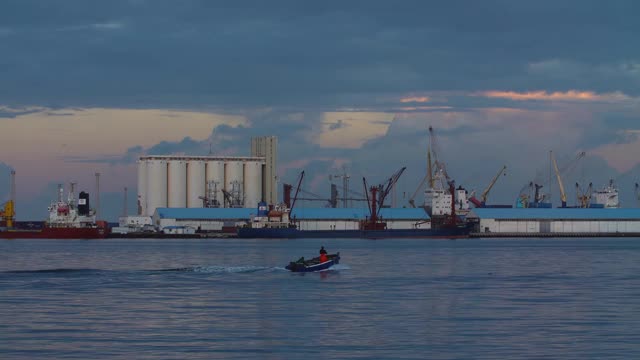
xmin=237 ymin=226 xmax=470 ymax=239
xmin=0 ymin=226 xmax=109 ymax=239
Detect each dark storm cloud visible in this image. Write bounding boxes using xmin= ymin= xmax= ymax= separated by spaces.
xmin=2 ymin=0 xmax=639 ymax=109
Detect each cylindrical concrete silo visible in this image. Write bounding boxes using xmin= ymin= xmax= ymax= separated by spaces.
xmin=168 ymin=160 xmax=187 ymax=208
xmin=187 ymin=160 xmax=206 ymax=208
xmin=146 ymin=159 xmax=167 ymax=215
xmin=224 ymin=160 xmax=244 ymax=207
xmin=137 ymin=160 xmax=147 ymax=215
xmin=206 ymin=160 xmax=225 ymax=207
xmin=244 ymin=161 xmax=263 ymax=208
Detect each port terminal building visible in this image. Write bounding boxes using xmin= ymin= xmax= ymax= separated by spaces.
xmin=152 ymin=207 xmax=431 ymax=233
xmin=468 ymin=208 xmax=640 ymax=235
xmin=137 ymin=136 xmax=277 ymax=217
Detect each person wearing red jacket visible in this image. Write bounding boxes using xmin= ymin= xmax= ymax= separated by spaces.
xmin=319 ymin=246 xmax=328 ymax=262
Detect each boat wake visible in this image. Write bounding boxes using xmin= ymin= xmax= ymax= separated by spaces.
xmin=161 ymin=265 xmax=288 ymax=274
xmin=326 ymin=264 xmax=350 ymax=271
xmin=2 ymin=268 xmax=106 ymax=274
xmin=3 ymin=264 xmax=346 ymax=276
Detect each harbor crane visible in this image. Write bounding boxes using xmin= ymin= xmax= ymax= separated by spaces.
xmin=329 ymin=168 xmax=350 ymax=208
xmin=551 ymin=151 xmax=568 ymax=207
xmin=0 ymin=170 xmax=16 ymax=228
xmin=289 ymin=171 xmax=305 ymax=214
xmin=408 ymin=126 xmax=447 ymax=208
xmin=518 ymin=151 xmax=586 ymax=208
xmin=551 ymin=150 xmax=586 ymax=207
xmin=576 ymin=182 xmax=592 ymax=208
xmin=363 ymin=167 xmax=406 ymax=229
xmin=469 ymin=165 xmax=507 ymax=207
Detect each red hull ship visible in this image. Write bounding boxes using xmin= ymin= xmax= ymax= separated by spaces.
xmin=0 ymin=225 xmax=109 ymax=239
xmin=1 ymin=181 xmax=110 ymax=240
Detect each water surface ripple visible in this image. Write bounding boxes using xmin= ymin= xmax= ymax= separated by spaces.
xmin=1 ymin=238 xmax=639 ymax=359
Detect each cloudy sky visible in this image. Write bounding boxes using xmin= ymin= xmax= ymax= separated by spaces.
xmin=1 ymin=0 xmax=640 ymax=220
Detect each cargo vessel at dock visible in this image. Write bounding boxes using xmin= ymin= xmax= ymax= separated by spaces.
xmin=0 ymin=182 xmax=109 ymax=239
xmin=237 ymin=169 xmax=473 ymax=239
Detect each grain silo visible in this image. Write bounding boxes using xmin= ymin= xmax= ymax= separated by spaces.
xmin=137 ymin=136 xmax=275 ymax=216
xmin=137 ymin=160 xmax=147 ymax=215
xmin=244 ymin=161 xmax=263 ymax=208
xmin=251 ymin=136 xmax=278 ymax=205
xmin=167 ymin=160 xmax=187 ymax=208
xmin=146 ymin=159 xmax=167 ymax=216
xmin=187 ymin=160 xmax=206 ymax=208
xmin=224 ymin=160 xmax=244 ymax=207
xmin=205 ymin=160 xmax=225 ymax=206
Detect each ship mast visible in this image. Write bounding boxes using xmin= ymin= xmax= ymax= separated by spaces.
xmin=427 ymin=126 xmax=434 ymax=189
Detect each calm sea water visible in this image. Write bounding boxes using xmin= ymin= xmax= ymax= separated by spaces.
xmin=1 ymin=238 xmax=640 ymax=359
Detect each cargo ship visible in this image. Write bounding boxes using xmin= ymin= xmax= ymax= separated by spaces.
xmin=0 ymin=183 xmax=109 ymax=239
xmin=237 ymin=179 xmax=472 ymax=239
xmin=236 ymin=220 xmax=471 ymax=239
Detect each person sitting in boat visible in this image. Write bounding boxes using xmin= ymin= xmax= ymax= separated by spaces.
xmin=319 ymin=246 xmax=328 ymax=262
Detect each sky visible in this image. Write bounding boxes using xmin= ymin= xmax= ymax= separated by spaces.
xmin=1 ymin=0 xmax=640 ymax=220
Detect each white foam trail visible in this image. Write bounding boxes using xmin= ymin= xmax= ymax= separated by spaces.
xmin=328 ymin=264 xmax=350 ymax=271
xmin=190 ymin=265 xmax=271 ymax=274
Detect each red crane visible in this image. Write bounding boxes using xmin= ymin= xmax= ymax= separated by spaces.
xmin=362 ymin=167 xmax=406 ymax=230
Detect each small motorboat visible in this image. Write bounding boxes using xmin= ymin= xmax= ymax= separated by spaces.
xmin=285 ymin=252 xmax=340 ymax=272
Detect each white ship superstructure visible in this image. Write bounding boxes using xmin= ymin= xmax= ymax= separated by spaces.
xmin=455 ymin=186 xmax=470 ymax=214
xmin=424 ymin=169 xmax=452 ymax=216
xmin=47 ymin=183 xmax=97 ymax=228
xmin=591 ymin=180 xmax=620 ymax=208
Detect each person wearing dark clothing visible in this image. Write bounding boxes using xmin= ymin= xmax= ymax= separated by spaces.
xmin=319 ymin=246 xmax=328 ymax=262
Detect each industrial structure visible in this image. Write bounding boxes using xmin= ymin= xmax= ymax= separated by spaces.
xmin=137 ymin=136 xmax=277 ymax=216
xmin=152 ymin=207 xmax=431 ymax=233
xmin=468 ymin=208 xmax=640 ymax=235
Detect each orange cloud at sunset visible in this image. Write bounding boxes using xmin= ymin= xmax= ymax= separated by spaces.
xmin=400 ymin=96 xmax=430 ymax=103
xmin=477 ymin=90 xmax=630 ymax=102
xmin=315 ymin=112 xmax=392 ymax=149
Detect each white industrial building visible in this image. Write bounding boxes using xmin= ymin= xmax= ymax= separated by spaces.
xmin=468 ymin=208 xmax=640 ymax=235
xmin=137 ymin=136 xmax=278 ymax=216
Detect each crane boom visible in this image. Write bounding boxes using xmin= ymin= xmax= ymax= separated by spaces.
xmin=408 ymin=126 xmax=435 ymax=208
xmin=377 ymin=167 xmax=406 ymax=214
xmin=289 ymin=171 xmax=305 ymax=213
xmin=408 ymin=174 xmax=428 ymax=208
xmin=427 ymin=126 xmax=435 ymax=188
xmin=480 ymin=165 xmax=507 ymax=204
xmin=551 ymin=151 xmax=567 ymax=207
